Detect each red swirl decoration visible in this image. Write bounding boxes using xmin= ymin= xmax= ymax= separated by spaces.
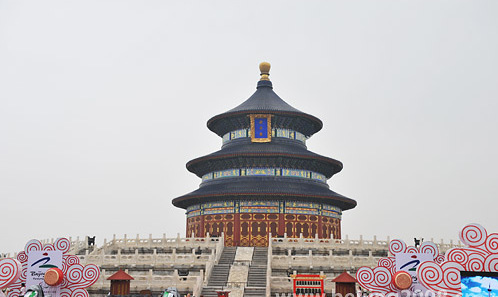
xmin=16 ymin=252 xmax=27 ymax=264
xmin=389 ymin=239 xmax=407 ymax=255
xmin=66 ymin=264 xmax=83 ymax=284
xmin=55 ymin=238 xmax=71 ymax=253
xmin=65 ymin=264 xmax=100 ymax=290
xmin=418 ymin=261 xmax=443 ymax=287
xmin=0 ymin=259 xmax=22 ymax=289
xmin=60 ymin=288 xmax=72 ymax=297
xmin=418 ymin=261 xmax=463 ymax=296
xmin=446 ymin=248 xmax=468 ymax=264
xmin=485 ymin=233 xmax=498 ymax=254
xmin=356 ymin=266 xmax=392 ymax=294
xmin=61 ymin=278 xmax=70 ymax=288
xmin=24 ymin=240 xmax=42 ymax=253
xmin=7 ymin=286 xmax=21 ymax=297
xmin=20 ymin=262 xmax=27 ymax=282
xmin=43 ymin=244 xmax=56 ymax=251
xmin=82 ymin=264 xmax=99 ymax=285
xmin=357 ymin=266 xmax=374 ymax=285
xmin=444 ymin=265 xmax=462 ymax=289
xmin=374 ymin=267 xmax=392 ymax=287
xmin=420 ymin=242 xmax=439 ymax=258
xmin=381 ymin=257 xmax=396 ymax=275
xmin=60 ymin=288 xmax=89 ymax=297
xmin=485 ymin=254 xmax=498 ymax=272
xmin=62 ymin=255 xmax=81 ymax=275
xmin=435 ymin=254 xmax=445 ymax=264
xmin=378 ymin=257 xmax=395 ymax=269
xmin=71 ymin=288 xmax=90 ymax=297
xmin=466 ymin=254 xmax=485 ymax=271
xmin=405 ymin=246 xmax=418 ymax=253
xmin=460 ymin=224 xmax=486 ymax=247
xmin=14 ymin=252 xmax=27 ymax=282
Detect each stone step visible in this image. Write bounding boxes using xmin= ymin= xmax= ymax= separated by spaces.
xmin=251 ymin=247 xmax=268 ymax=267
xmin=247 ymin=264 xmax=267 ymax=287
xmin=244 ymin=287 xmax=266 ymax=297
xmin=201 ymin=286 xmax=225 ymax=297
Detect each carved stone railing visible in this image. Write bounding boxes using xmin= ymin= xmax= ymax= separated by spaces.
xmin=270 ymin=234 xmax=390 ymax=251
xmin=100 ymin=233 xmax=221 ymax=252
xmin=271 ymin=254 xmax=379 ymax=269
xmin=270 ymin=234 xmax=462 ymax=254
xmin=79 ymin=251 xmax=214 ymax=267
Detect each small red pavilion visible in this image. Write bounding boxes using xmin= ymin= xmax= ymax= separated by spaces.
xmin=107 ymin=269 xmax=134 ymax=295
xmin=332 ymin=271 xmax=357 ymax=297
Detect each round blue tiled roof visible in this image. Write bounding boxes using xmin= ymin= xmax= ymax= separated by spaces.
xmin=207 ymin=80 xmax=323 ymax=137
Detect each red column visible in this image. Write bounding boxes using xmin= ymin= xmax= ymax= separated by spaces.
xmin=234 ymin=213 xmax=240 ymax=246
xmin=200 ymin=215 xmax=205 ymax=237
xmin=278 ymin=213 xmax=285 ymax=236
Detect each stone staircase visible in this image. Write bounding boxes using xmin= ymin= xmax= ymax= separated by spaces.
xmin=245 ymin=247 xmax=268 ymax=296
xmin=201 ymin=247 xmax=237 ymax=297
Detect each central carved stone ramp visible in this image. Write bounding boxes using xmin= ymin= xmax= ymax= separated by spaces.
xmin=201 ymin=246 xmax=237 ymax=297
xmin=244 ymin=247 xmax=268 ymax=297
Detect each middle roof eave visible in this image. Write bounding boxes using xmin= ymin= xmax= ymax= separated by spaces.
xmin=186 ymin=140 xmax=343 ymax=178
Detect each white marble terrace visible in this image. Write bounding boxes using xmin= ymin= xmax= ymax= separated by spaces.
xmin=0 ymin=233 xmax=462 ymax=297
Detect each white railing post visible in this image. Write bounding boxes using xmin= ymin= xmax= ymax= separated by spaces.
xmin=194 ymin=269 xmax=204 ymax=297
xmin=266 ymin=237 xmax=272 ymax=297
xmin=101 ymin=248 xmax=105 ymax=266
xmin=118 ymin=249 xmax=122 ymax=266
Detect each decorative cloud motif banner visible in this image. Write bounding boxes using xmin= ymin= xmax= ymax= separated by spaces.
xmin=418 ymin=224 xmax=498 ymax=297
xmin=356 ymin=239 xmax=444 ymax=296
xmin=4 ymin=238 xmax=100 ymax=297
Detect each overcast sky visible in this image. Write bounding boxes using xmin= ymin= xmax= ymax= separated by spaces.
xmin=1 ymin=0 xmax=497 ymax=254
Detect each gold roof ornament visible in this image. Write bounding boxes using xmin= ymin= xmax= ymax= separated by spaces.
xmin=259 ymin=62 xmax=271 ymax=81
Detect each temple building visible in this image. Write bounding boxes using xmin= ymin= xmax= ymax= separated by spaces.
xmin=1 ymin=63 xmax=467 ymax=297
xmin=172 ymin=62 xmax=356 ymax=247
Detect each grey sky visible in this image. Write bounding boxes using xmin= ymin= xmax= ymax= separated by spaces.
xmin=1 ymin=0 xmax=497 ymax=253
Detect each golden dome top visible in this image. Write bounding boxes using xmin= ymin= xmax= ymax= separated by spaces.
xmin=259 ymin=62 xmax=271 ymax=81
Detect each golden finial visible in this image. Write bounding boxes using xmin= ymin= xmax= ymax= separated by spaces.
xmin=259 ymin=62 xmax=271 ymax=81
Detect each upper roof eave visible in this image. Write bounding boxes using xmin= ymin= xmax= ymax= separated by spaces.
xmin=206 ymin=81 xmax=323 ymax=137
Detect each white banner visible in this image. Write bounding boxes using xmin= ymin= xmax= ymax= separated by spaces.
xmin=395 ymin=253 xmax=433 ymax=295
xmin=26 ymin=251 xmax=63 ymax=297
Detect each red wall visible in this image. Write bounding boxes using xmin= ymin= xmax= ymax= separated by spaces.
xmin=187 ymin=213 xmax=341 ymax=246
